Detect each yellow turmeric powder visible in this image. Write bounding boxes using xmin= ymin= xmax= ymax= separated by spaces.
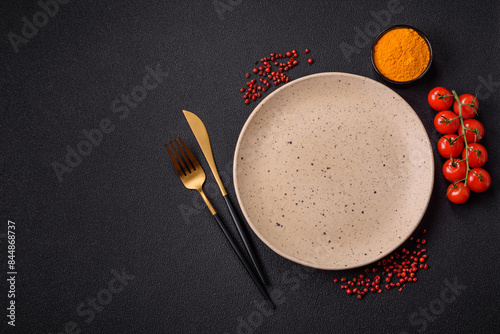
xmin=373 ymin=27 xmax=430 ymax=82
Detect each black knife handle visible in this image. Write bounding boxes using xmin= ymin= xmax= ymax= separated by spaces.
xmin=223 ymin=195 xmax=266 ymax=285
xmin=213 ymin=213 xmax=275 ymax=310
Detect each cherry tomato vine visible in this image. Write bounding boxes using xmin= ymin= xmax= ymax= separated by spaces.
xmin=428 ymin=87 xmax=491 ymax=204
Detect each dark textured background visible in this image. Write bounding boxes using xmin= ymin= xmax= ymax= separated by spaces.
xmin=1 ymin=0 xmax=499 ymax=333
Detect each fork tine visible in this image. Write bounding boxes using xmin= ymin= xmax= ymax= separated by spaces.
xmin=165 ymin=142 xmax=185 ymax=177
xmin=169 ymin=140 xmax=189 ymax=175
xmin=171 ymin=139 xmax=189 ymax=173
xmin=178 ymin=136 xmax=200 ymax=170
xmin=174 ymin=138 xmax=194 ymax=172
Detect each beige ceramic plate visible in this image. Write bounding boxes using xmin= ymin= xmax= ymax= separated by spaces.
xmin=233 ymin=72 xmax=434 ymax=270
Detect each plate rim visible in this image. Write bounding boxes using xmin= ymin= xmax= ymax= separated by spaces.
xmin=233 ymin=72 xmax=435 ymax=270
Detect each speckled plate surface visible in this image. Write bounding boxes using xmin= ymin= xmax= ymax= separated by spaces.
xmin=233 ymin=72 xmax=434 ymax=270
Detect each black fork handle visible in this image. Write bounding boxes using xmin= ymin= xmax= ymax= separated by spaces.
xmin=213 ymin=213 xmax=275 ymax=310
xmin=223 ymin=195 xmax=266 ymax=285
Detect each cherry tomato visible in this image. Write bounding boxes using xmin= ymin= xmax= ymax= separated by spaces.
xmin=447 ymin=182 xmax=470 ymax=204
xmin=467 ymin=168 xmax=491 ymax=193
xmin=442 ymin=159 xmax=467 ymax=182
xmin=458 ymin=119 xmax=484 ymax=143
xmin=453 ymin=94 xmax=479 ymax=119
xmin=434 ymin=110 xmax=460 ymax=134
xmin=463 ymin=143 xmax=488 ymax=168
xmin=428 ymin=87 xmax=453 ymax=111
xmin=437 ymin=134 xmax=464 ymax=158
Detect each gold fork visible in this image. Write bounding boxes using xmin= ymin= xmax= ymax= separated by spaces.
xmin=165 ymin=137 xmax=274 ymax=309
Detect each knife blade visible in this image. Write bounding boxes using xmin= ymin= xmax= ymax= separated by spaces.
xmin=183 ymin=110 xmax=227 ymax=196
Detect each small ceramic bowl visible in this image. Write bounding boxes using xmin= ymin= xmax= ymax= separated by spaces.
xmin=371 ymin=25 xmax=433 ymax=85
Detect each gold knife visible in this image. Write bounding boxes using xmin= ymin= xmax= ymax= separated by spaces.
xmin=183 ymin=110 xmax=266 ymax=285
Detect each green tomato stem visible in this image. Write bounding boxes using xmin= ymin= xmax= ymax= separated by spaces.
xmin=451 ymin=90 xmax=471 ymax=186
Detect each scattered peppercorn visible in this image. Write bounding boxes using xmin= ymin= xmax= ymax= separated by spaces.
xmin=308 ymin=58 xmax=313 ymax=64
xmin=333 ymin=229 xmax=429 ymax=300
xmin=241 ymin=49 xmax=314 ymax=104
